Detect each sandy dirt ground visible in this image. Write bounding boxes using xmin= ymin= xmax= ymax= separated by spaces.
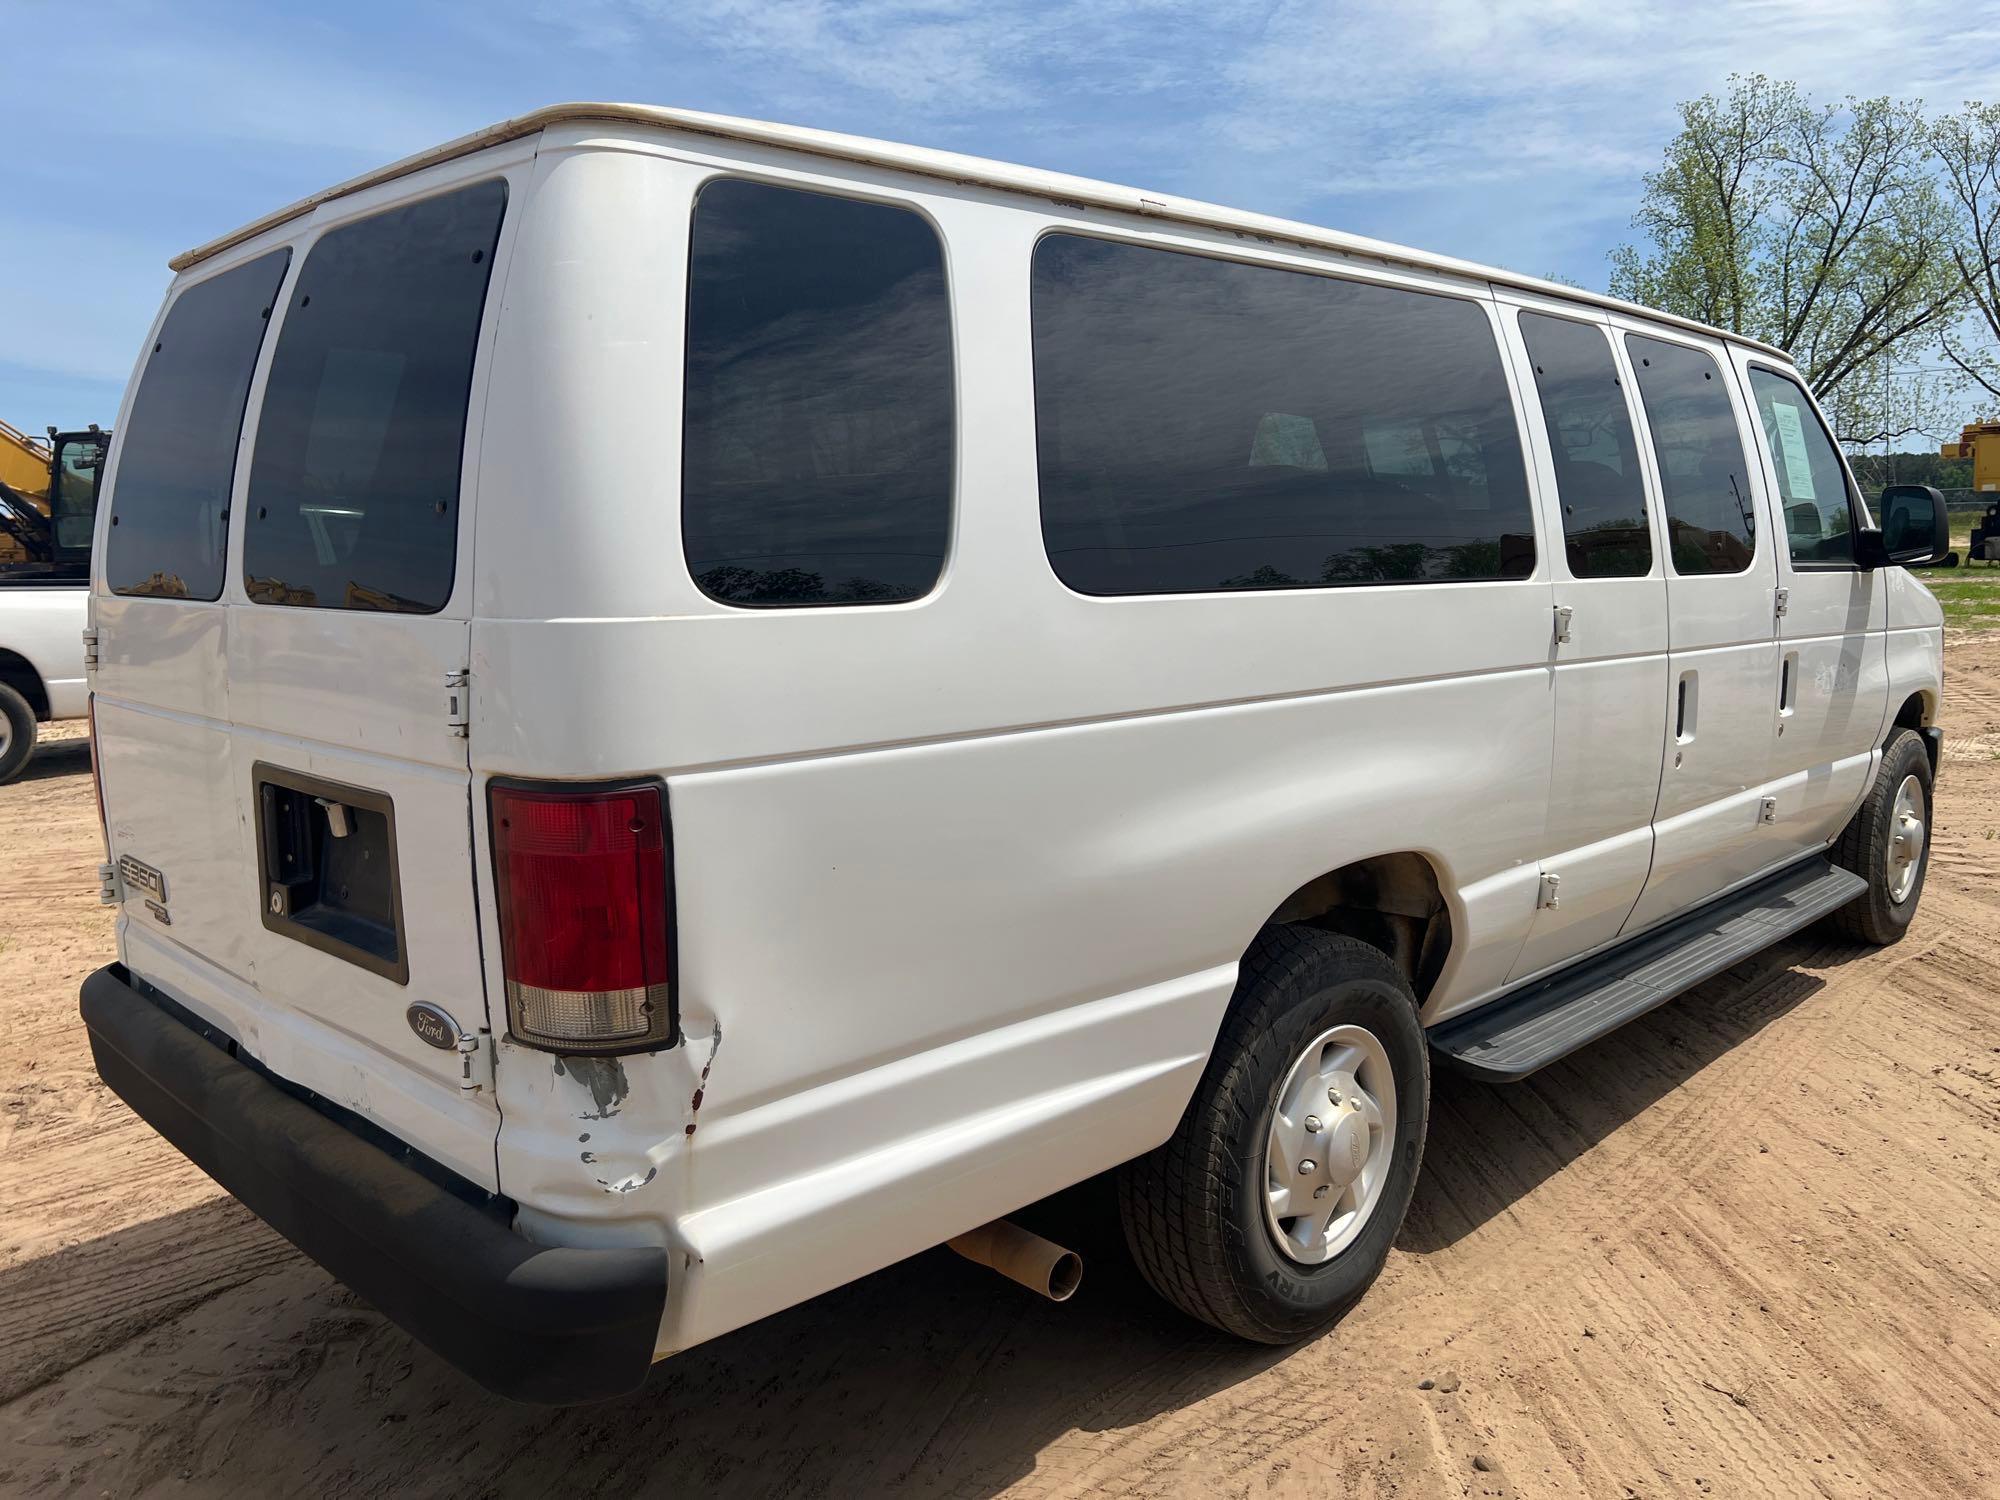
xmin=2 ymin=646 xmax=1998 ymax=1500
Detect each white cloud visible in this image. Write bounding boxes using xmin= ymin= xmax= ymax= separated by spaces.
xmin=540 ymin=0 xmax=1264 ymax=113
xmin=1201 ymin=0 xmax=2000 ymax=198
xmin=534 ymin=0 xmax=2000 ymax=271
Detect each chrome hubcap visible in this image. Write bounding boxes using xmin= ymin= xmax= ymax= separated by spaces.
xmin=1886 ymin=773 xmax=1926 ymax=904
xmin=1263 ymin=1023 xmax=1396 ymax=1264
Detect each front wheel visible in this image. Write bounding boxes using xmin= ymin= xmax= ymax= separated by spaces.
xmin=1829 ymin=727 xmax=1933 ymax=945
xmin=1119 ymin=927 xmax=1429 ymax=1343
xmin=0 ymin=683 xmax=36 ymax=784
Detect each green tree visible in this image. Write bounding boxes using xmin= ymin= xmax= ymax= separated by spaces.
xmin=1610 ymin=75 xmax=1964 ymax=440
xmin=1935 ymin=101 xmax=2000 ymax=412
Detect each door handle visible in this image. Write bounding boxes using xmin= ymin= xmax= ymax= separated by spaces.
xmin=1778 ymin=650 xmax=1798 ymax=734
xmin=1675 ymin=671 xmax=1698 ymax=747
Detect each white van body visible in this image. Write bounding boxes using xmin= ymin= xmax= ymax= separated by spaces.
xmin=80 ymin=106 xmax=1946 ymax=1403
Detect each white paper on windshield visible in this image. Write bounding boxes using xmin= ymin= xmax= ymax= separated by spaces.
xmin=1771 ymin=401 xmax=1817 ymax=501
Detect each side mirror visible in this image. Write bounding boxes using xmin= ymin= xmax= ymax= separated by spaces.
xmin=1857 ymin=484 xmax=1950 ymax=569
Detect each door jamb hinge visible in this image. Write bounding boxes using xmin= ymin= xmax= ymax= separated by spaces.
xmin=1553 ymin=603 xmax=1574 ymax=644
xmin=1773 ymin=587 xmax=1789 ymax=620
xmin=81 ymin=625 xmax=99 ymax=670
xmin=1536 ymin=871 xmax=1561 ymax=910
xmin=444 ymin=668 xmax=470 ymax=736
xmin=457 ymin=1028 xmax=494 ymax=1094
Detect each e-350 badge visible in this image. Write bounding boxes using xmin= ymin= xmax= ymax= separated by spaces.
xmin=117 ymin=854 xmax=168 ymax=902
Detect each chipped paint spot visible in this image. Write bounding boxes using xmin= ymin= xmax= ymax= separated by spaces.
xmin=553 ymin=1054 xmax=630 ymax=1119
xmin=578 ymin=1132 xmax=590 ymax=1143
xmin=684 ymin=1123 xmax=696 ymax=1136
xmin=595 ymin=1165 xmax=659 ymax=1195
xmin=581 ymin=1151 xmax=597 ymax=1163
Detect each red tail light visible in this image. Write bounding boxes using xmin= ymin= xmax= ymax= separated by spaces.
xmin=490 ymin=781 xmax=675 ymax=1052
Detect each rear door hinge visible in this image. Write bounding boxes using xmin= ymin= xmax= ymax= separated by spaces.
xmin=456 ymin=1028 xmax=494 ymax=1094
xmin=81 ymin=626 xmax=99 ymax=670
xmin=97 ymin=860 xmax=121 ymax=906
xmin=1760 ymin=795 xmax=1778 ymax=825
xmin=1773 ymin=587 xmax=1789 ymax=621
xmin=1536 ymin=871 xmax=1562 ymax=910
xmin=444 ymin=668 xmax=470 ymax=736
xmin=1553 ymin=603 xmax=1574 ymax=645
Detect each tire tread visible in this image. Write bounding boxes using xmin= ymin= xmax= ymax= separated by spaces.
xmin=1119 ymin=926 xmax=1426 ymax=1342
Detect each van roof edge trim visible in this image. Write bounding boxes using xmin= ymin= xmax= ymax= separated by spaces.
xmin=167 ymin=101 xmax=1791 ymax=362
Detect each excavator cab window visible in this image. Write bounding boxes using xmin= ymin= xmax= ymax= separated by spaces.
xmin=50 ymin=434 xmax=106 ymax=562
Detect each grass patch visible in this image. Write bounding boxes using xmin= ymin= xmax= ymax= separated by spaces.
xmin=1912 ymin=517 xmax=2000 ymax=627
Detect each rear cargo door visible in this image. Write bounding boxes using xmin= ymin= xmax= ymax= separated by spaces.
xmin=94 ymin=166 xmax=519 ymax=1192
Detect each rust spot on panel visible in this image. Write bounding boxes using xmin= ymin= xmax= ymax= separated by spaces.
xmin=685 ymin=1021 xmax=722 ymax=1130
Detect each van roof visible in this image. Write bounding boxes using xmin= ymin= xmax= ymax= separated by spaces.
xmin=170 ymin=101 xmax=1791 ymax=363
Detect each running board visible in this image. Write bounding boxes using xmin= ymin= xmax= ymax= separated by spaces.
xmin=1429 ymin=857 xmax=1865 ymax=1083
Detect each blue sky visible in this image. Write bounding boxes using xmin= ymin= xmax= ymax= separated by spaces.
xmin=7 ymin=0 xmax=1999 ymax=431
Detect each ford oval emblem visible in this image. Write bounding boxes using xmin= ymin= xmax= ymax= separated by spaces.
xmin=406 ymin=1002 xmax=461 ymax=1051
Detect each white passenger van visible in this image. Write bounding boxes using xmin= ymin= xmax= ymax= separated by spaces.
xmin=80 ymin=105 xmax=1950 ymax=1404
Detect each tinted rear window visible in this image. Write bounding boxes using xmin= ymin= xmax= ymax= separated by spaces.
xmin=243 ymin=179 xmax=506 ymax=612
xmin=1625 ymin=334 xmax=1756 ymax=575
xmin=105 ymin=249 xmax=291 ymax=599
xmin=1030 ymin=235 xmax=1534 ymax=594
xmin=682 ymin=178 xmax=954 ymax=607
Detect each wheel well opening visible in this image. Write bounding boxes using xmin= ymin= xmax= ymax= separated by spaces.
xmin=1268 ymin=852 xmax=1451 ymax=1003
xmin=0 ymin=650 xmax=49 ymax=721
xmin=1892 ymin=692 xmax=1937 ymax=770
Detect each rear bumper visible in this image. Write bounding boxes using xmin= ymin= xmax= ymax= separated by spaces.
xmin=78 ymin=964 xmax=668 ymax=1404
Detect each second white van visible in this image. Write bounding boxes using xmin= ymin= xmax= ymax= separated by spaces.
xmin=80 ymin=105 xmax=1948 ymax=1404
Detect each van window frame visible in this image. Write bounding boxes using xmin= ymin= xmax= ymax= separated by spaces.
xmin=1025 ymin=225 xmax=1540 ymax=600
xmin=1620 ymin=326 xmax=1762 ymax=579
xmin=1743 ymin=359 xmax=1869 ymax=574
xmin=1512 ymin=306 xmax=1659 ymax=583
xmin=102 ymin=246 xmax=294 ymax=602
xmin=679 ymin=171 xmax=960 ymax=612
xmin=238 ymin=176 xmax=509 ymax=616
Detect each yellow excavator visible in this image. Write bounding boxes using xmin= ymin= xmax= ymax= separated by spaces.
xmin=0 ymin=418 xmax=109 ymax=575
xmin=1941 ymin=421 xmax=2000 ymax=493
xmin=1944 ymin=422 xmax=2000 ymax=563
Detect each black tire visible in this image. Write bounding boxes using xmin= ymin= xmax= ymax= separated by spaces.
xmin=1119 ymin=926 xmax=1429 ymax=1343
xmin=1828 ymin=727 xmax=1933 ymax=945
xmin=0 ymin=682 xmax=36 ymax=785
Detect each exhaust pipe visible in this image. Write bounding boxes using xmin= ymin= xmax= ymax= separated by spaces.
xmin=948 ymin=1219 xmax=1083 ymax=1302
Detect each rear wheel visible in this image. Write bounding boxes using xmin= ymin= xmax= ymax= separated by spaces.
xmin=1119 ymin=927 xmax=1429 ymax=1343
xmin=1829 ymin=727 xmax=1933 ymax=945
xmin=0 ymin=683 xmax=36 ymax=785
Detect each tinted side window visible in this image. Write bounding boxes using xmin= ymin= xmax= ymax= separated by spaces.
xmin=243 ymin=179 xmax=506 ymax=612
xmin=105 ymin=250 xmax=290 ymax=599
xmin=1031 ymin=235 xmax=1534 ymax=594
xmin=1747 ymin=367 xmax=1856 ymax=565
xmin=1518 ymin=313 xmax=1651 ymax=579
xmin=683 ymin=179 xmax=953 ymax=607
xmin=1625 ymin=334 xmax=1755 ymax=575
